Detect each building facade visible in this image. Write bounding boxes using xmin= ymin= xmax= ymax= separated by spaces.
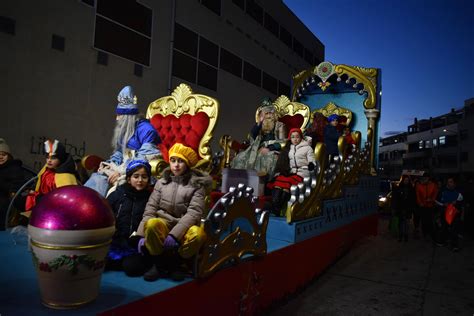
xmin=379 ymin=98 xmax=474 ymax=180
xmin=378 ymin=132 xmax=407 ymax=180
xmin=0 ymin=0 xmax=324 ymax=170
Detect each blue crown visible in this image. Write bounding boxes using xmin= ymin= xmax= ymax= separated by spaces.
xmin=116 ymin=86 xmax=139 ymax=115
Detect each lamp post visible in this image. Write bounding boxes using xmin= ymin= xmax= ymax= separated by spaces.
xmin=443 ymin=128 xmax=461 ymax=175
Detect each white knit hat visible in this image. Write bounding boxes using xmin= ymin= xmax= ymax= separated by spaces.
xmin=0 ymin=138 xmax=10 ymax=154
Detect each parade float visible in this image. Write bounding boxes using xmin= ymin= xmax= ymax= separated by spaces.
xmin=0 ymin=61 xmax=381 ymax=316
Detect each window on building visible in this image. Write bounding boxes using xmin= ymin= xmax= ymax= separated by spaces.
xmin=439 ymin=135 xmax=446 ymax=146
xmin=220 ymin=48 xmax=242 ymax=78
xmin=243 ymin=61 xmax=261 ymax=87
xmin=304 ymin=48 xmax=313 ymax=65
xmin=425 ymin=140 xmax=431 ymax=148
xmin=232 ymin=0 xmax=245 ymax=10
xmin=197 ymin=61 xmax=218 ymax=91
xmin=262 ymin=72 xmax=278 ymax=95
xmin=97 ymin=51 xmax=108 ymax=65
xmin=200 ymin=0 xmax=221 ymax=15
xmin=199 ymin=36 xmax=218 ymax=67
xmin=172 ymin=50 xmax=197 ymax=83
xmin=94 ymin=16 xmax=151 ymax=65
xmin=278 ymin=81 xmax=290 ymax=97
xmin=174 ymin=23 xmax=198 ymax=57
xmin=94 ymin=0 xmax=152 ymax=65
xmin=432 ymin=138 xmax=437 ymax=147
xmin=279 ymin=26 xmax=292 ymax=48
xmin=418 ymin=140 xmax=424 ymax=149
xmin=134 ymin=64 xmax=143 ymax=77
xmin=0 ymin=16 xmax=15 ymax=35
xmin=97 ymin=0 xmax=152 ymax=36
xmin=245 ymin=0 xmax=263 ymax=25
xmin=293 ymin=38 xmax=304 ymax=57
xmin=51 ymin=34 xmax=65 ymax=51
xmin=264 ymin=13 xmax=279 ymax=37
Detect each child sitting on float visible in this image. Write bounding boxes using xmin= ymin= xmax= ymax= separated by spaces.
xmin=135 ymin=143 xmax=212 ymax=281
xmin=105 ymin=159 xmax=152 ymax=276
xmin=25 ymin=140 xmax=78 ymax=214
xmin=267 ymin=128 xmax=316 ymax=216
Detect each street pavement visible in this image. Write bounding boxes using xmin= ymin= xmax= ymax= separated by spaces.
xmin=267 ymin=216 xmax=474 ymax=316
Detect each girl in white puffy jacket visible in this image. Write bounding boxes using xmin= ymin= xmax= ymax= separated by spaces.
xmin=267 ymin=128 xmax=316 ymax=216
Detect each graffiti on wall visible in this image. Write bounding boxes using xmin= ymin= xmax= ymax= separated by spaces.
xmin=30 ymin=136 xmax=87 ymax=171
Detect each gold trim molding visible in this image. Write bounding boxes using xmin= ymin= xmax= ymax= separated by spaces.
xmin=30 ymin=239 xmax=112 ymax=250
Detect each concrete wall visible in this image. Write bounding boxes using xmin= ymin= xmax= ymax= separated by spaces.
xmin=0 ymin=0 xmax=324 ymax=170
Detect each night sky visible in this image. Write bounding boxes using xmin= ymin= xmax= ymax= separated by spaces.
xmin=284 ymin=0 xmax=474 ymax=136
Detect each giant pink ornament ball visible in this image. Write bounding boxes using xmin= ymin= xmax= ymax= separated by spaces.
xmin=29 ymin=186 xmax=115 ymax=230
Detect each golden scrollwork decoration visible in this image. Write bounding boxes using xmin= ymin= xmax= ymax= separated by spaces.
xmin=196 ymin=184 xmax=269 ymax=278
xmin=146 ymin=83 xmax=219 ymax=163
xmin=334 ymin=64 xmax=377 ymax=109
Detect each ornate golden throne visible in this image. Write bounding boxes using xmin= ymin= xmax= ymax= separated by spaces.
xmin=146 ymin=83 xmax=219 ymax=174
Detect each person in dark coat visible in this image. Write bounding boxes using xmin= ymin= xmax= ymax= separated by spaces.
xmin=106 ymin=159 xmax=152 ymax=276
xmin=435 ymin=177 xmax=464 ymax=251
xmin=392 ymin=175 xmax=416 ymax=242
xmin=323 ymin=114 xmax=341 ymax=158
xmin=0 ymin=139 xmax=25 ymax=230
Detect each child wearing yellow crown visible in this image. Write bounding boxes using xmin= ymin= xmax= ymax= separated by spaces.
xmin=135 ymin=143 xmax=211 ymax=281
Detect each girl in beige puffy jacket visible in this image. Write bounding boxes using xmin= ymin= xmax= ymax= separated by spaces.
xmin=135 ymin=143 xmax=212 ymax=281
xmin=267 ymin=128 xmax=316 ymax=216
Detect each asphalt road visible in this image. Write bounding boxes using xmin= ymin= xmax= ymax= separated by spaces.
xmin=267 ymin=216 xmax=474 ymax=316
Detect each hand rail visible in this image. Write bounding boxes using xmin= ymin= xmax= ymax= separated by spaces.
xmin=4 ymin=176 xmax=37 ymax=230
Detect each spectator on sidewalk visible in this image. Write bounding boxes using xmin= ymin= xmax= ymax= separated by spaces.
xmin=435 ymin=177 xmax=464 ymax=251
xmin=392 ymin=175 xmax=416 ymax=242
xmin=415 ymin=173 xmax=438 ymax=240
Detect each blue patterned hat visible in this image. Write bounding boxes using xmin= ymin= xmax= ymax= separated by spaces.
xmin=116 ymin=86 xmax=138 ymax=115
xmin=328 ymin=114 xmax=339 ymax=122
xmin=126 ymin=159 xmax=151 ymax=177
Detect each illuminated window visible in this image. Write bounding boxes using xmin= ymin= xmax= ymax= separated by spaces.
xmin=439 ymin=136 xmax=446 ymax=145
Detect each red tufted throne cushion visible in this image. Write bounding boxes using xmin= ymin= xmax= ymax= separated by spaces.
xmin=150 ymin=112 xmax=210 ymax=162
xmin=279 ymin=114 xmax=304 ymax=133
